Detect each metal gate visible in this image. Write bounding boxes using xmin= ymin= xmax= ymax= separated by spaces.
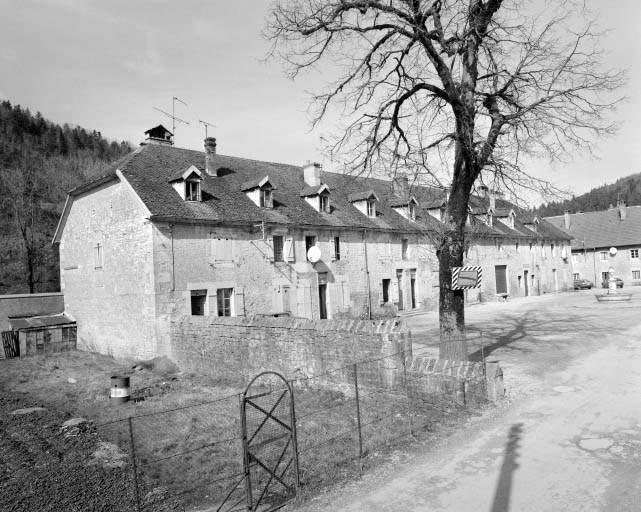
xmin=1 ymin=331 xmax=19 ymax=358
xmin=241 ymin=371 xmax=299 ymax=511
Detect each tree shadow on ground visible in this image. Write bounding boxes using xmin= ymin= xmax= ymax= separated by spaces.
xmin=466 ymin=309 xmax=618 ymax=363
xmin=490 ymin=422 xmax=523 ymax=512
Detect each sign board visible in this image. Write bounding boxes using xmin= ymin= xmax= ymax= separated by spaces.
xmin=452 ymin=266 xmax=482 ymax=290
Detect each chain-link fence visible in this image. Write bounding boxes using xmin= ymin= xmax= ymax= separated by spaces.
xmin=93 ymin=347 xmax=488 ymax=511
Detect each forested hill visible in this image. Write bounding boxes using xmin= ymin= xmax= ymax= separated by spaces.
xmin=0 ymin=100 xmax=134 ymax=294
xmin=534 ymin=173 xmax=641 ymax=217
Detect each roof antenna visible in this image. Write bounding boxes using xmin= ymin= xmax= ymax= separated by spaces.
xmin=199 ymin=119 xmax=217 ymax=139
xmin=153 ymin=96 xmax=189 ymax=143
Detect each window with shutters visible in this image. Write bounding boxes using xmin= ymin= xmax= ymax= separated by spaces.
xmin=217 ymin=288 xmax=233 ymax=317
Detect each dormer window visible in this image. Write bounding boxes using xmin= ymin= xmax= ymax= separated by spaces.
xmin=242 ymin=176 xmax=275 ymax=209
xmin=390 ymin=195 xmax=418 ymax=222
xmin=367 ymin=200 xmax=376 ymax=218
xmin=348 ymin=190 xmax=379 ymax=218
xmin=260 ymin=188 xmax=273 ymax=208
xmin=185 ymin=180 xmax=201 ymax=201
xmin=320 ymin=193 xmax=330 ymax=213
xmin=301 ymin=183 xmax=331 ymax=213
xmin=168 ymin=165 xmax=204 ymax=202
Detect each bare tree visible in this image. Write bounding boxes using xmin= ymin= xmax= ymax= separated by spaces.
xmin=0 ymin=155 xmax=50 ymax=293
xmin=265 ymin=0 xmax=624 ymax=360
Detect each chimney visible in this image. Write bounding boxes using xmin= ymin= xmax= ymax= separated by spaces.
xmin=303 ymin=161 xmax=322 ymax=187
xmin=392 ymin=175 xmax=409 ymax=196
xmin=618 ymin=199 xmax=627 ymax=221
xmin=489 ymin=191 xmax=496 ymax=212
xmin=563 ymin=210 xmax=571 ymax=229
xmin=204 ymin=137 xmax=217 ymax=177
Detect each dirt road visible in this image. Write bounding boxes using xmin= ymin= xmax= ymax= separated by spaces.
xmin=290 ymin=289 xmax=641 ymax=511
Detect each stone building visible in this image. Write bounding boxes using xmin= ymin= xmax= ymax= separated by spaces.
xmin=53 ymin=130 xmax=572 ymax=358
xmin=545 ymin=202 xmax=641 ymax=288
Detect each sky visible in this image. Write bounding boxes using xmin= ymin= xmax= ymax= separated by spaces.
xmin=1 ymin=0 xmax=639 ymax=206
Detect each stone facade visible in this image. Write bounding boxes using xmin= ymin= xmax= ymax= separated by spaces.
xmin=58 ymin=179 xmax=164 ymax=358
xmin=54 ymin=140 xmax=572 ymax=359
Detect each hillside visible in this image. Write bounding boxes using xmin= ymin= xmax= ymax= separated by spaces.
xmin=0 ymin=100 xmax=133 ymax=294
xmin=535 ymin=173 xmax=641 ymax=217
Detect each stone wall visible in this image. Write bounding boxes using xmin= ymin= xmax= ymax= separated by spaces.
xmin=170 ymin=316 xmax=410 ymax=384
xmin=0 ymin=293 xmax=64 ymax=331
xmin=170 ymin=316 xmax=503 ymax=403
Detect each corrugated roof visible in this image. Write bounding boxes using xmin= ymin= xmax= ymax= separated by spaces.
xmin=545 ymin=206 xmax=641 ymax=249
xmin=9 ymin=314 xmax=75 ymax=330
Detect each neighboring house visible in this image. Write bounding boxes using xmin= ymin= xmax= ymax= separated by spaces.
xmin=53 ymin=128 xmax=572 ymax=358
xmin=545 ymin=202 xmax=641 ymax=287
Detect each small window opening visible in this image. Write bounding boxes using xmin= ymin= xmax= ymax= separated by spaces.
xmin=191 ymin=289 xmax=207 ymax=316
xmin=273 ymin=235 xmax=284 ymax=262
xmin=217 ymin=288 xmax=233 ymax=316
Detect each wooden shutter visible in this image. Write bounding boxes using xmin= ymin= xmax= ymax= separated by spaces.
xmin=234 ymin=287 xmax=245 ymax=317
xmin=328 ymin=283 xmax=341 ymax=317
xmin=378 ymin=280 xmax=384 ymax=304
xmin=285 ymin=237 xmax=295 ymax=262
xmin=330 ymin=236 xmax=336 ymax=262
xmin=495 ymin=265 xmax=508 ymax=295
xmin=341 ymin=281 xmax=351 ymax=309
xmin=267 ymin=238 xmax=274 ymax=262
xmin=391 ymin=278 xmax=399 ymax=302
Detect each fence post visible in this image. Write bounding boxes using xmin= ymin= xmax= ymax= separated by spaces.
xmin=401 ymin=349 xmax=414 ymax=437
xmin=128 ymin=417 xmax=142 ymax=512
xmin=353 ymin=363 xmax=363 ymax=458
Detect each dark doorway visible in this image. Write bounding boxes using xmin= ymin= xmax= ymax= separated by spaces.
xmin=495 ymin=265 xmax=508 ymax=295
xmin=410 ymin=269 xmax=417 ymax=308
xmin=523 ymin=270 xmax=529 ymax=296
xmin=318 ymin=273 xmax=328 ymax=319
xmin=382 ymin=279 xmax=391 ymax=303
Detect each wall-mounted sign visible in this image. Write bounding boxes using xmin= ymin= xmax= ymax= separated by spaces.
xmin=452 ymin=266 xmax=483 ymax=289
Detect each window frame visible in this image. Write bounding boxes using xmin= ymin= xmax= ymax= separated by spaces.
xmin=273 ymin=235 xmax=284 ymax=262
xmin=633 ymin=270 xmax=641 ymax=280
xmin=260 ymin=188 xmax=273 ymax=208
xmin=600 ymin=251 xmax=608 ymax=262
xmin=185 ymin=180 xmax=201 ymax=201
xmin=319 ymin=194 xmax=330 ymax=213
xmin=333 ymin=236 xmax=341 ymax=261
xmin=216 ymin=288 xmax=234 ymax=317
xmin=305 ymin=235 xmax=317 ymax=255
xmin=630 ymin=249 xmax=639 ymax=259
xmin=190 ymin=289 xmax=208 ymax=316
xmin=366 ymin=199 xmax=376 ymax=218
xmin=401 ymin=238 xmax=409 ymax=260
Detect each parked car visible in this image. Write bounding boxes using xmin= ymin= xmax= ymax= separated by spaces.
xmin=573 ymin=279 xmax=593 ymax=290
xmin=601 ymin=277 xmax=624 ymax=289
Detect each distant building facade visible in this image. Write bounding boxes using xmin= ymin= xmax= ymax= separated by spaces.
xmin=546 ymin=202 xmax=641 ymax=287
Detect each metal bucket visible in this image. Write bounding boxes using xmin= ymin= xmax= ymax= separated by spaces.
xmin=110 ymin=375 xmax=130 ymax=405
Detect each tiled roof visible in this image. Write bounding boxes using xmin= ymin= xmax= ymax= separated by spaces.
xmin=347 ymin=190 xmax=378 ymax=202
xmin=66 ymin=144 xmax=569 ymax=241
xmin=545 ymin=206 xmax=641 ymax=249
xmin=300 ymin=184 xmax=329 ymax=197
xmin=389 ymin=195 xmax=417 ymax=207
xmin=241 ymin=176 xmax=273 ymax=192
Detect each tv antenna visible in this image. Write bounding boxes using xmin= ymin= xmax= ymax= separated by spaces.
xmin=153 ymin=96 xmax=189 ymax=142
xmin=199 ymin=119 xmax=217 ymax=138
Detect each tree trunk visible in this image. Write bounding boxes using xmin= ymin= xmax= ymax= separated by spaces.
xmin=438 ymin=228 xmax=468 ymax=360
